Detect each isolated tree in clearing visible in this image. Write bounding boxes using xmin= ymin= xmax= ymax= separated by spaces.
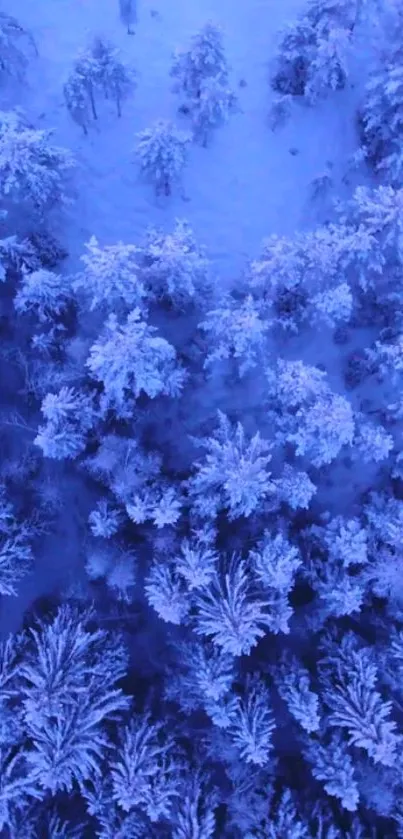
xmin=135 ymin=120 xmax=191 ymax=196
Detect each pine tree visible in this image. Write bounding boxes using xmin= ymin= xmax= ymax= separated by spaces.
xmin=226 ymin=675 xmax=275 ymax=766
xmin=92 ymin=37 xmax=136 ymax=117
xmin=0 ymin=110 xmax=75 ymax=216
xmin=74 ymin=236 xmax=144 ymax=313
xmin=139 ymin=219 xmax=210 ymax=309
xmin=63 ymin=71 xmax=92 ymax=135
xmin=274 ymin=652 xmax=321 ymax=733
xmin=171 ymin=22 xmax=229 ymax=100
xmin=135 ymin=120 xmax=191 ymax=196
xmin=200 ymin=294 xmax=270 ymax=376
xmin=34 ymin=386 xmax=96 ymax=460
xmin=0 ymin=11 xmax=37 ymax=84
xmin=14 ymin=268 xmax=73 ymax=323
xmin=86 ymin=309 xmax=186 ymax=417
xmin=190 ymin=75 xmax=237 ymax=146
xmin=304 ymin=733 xmax=359 ymax=811
xmin=193 ymin=555 xmax=274 ymax=656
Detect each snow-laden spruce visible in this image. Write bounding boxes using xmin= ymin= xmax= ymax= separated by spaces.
xmin=86 ymin=309 xmax=186 ymax=416
xmin=0 ymin=110 xmax=75 ymax=217
xmin=135 ymin=120 xmax=191 ymax=196
xmin=0 ymin=11 xmax=37 ymax=84
xmin=14 ymin=268 xmax=73 ymax=323
xmin=139 ymin=219 xmax=211 ymax=308
xmin=35 ymin=386 xmax=96 ymax=460
xmin=64 ymin=38 xmax=136 ymax=131
xmin=171 ymin=22 xmax=229 ymax=100
xmin=74 ymin=236 xmax=145 ymax=313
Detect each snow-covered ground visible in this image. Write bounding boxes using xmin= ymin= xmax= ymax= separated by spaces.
xmin=2 ymin=0 xmax=359 ymax=280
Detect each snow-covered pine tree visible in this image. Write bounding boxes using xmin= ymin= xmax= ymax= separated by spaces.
xmin=0 ymin=110 xmax=75 ymax=216
xmin=34 ymin=386 xmax=96 ymax=460
xmin=304 ymin=733 xmax=360 ymax=811
xmin=135 ymin=120 xmax=191 ymax=196
xmin=73 ymin=236 xmax=145 ymax=313
xmin=63 ymin=71 xmax=92 ymax=135
xmin=14 ymin=268 xmax=73 ymax=323
xmin=200 ymin=294 xmax=270 ymax=376
xmin=359 ymin=43 xmax=403 ymax=183
xmin=188 ymin=411 xmax=275 ymax=519
xmin=91 ymin=37 xmax=137 ymax=117
xmin=0 ymin=491 xmax=33 ymax=596
xmin=171 ymin=22 xmax=229 ymax=100
xmin=226 ymin=675 xmax=276 ymax=766
xmin=86 ymin=309 xmax=186 ymax=417
xmin=267 ymin=358 xmax=355 ymax=467
xmin=190 ymin=74 xmax=237 ymax=146
xmin=272 ymin=0 xmax=357 ymax=101
xmin=0 ymin=11 xmax=37 ymax=84
xmin=139 ymin=219 xmax=210 ymax=309
xmin=273 ymin=651 xmax=321 ymax=733
xmin=119 ymin=0 xmax=137 ymax=35
xmin=193 ymin=554 xmax=275 ymax=656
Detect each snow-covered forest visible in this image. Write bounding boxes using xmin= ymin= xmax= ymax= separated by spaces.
xmin=1 ymin=0 xmax=403 ymax=835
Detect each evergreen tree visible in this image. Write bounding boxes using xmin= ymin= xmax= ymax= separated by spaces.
xmin=135 ymin=120 xmax=191 ymax=196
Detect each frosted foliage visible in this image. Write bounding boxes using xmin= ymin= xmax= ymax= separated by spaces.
xmin=273 ymin=0 xmax=354 ymax=101
xmin=172 ymin=778 xmax=216 ymax=839
xmin=322 ymin=647 xmax=400 ymax=767
xmin=361 ymin=63 xmax=403 ymax=184
xmin=0 ymin=494 xmax=33 ymax=596
xmin=35 ymin=386 xmax=95 ymax=460
xmin=174 ymin=537 xmax=218 ymax=590
xmin=194 ymin=557 xmax=273 ymax=656
xmin=151 ymin=488 xmax=182 ymax=528
xmin=306 ymin=734 xmax=359 ymax=811
xmin=305 ymin=26 xmax=351 ymax=104
xmin=106 ymin=553 xmax=136 ymax=602
xmin=274 ymin=464 xmax=317 ymax=510
xmin=0 ymin=12 xmax=36 ymax=83
xmin=347 ymin=185 xmax=403 ymax=257
xmin=269 ymin=360 xmax=354 ymax=466
xmin=191 ymin=75 xmax=237 ymax=145
xmin=64 ymin=72 xmax=91 ymax=133
xmin=75 ymin=236 xmax=145 ymax=312
xmin=275 ymin=653 xmax=320 ymax=732
xmin=0 ymin=748 xmax=41 ymax=832
xmin=201 ymin=295 xmax=270 ymax=376
xmin=86 ymin=309 xmax=185 ymax=416
xmin=145 ymin=562 xmax=188 ymax=625
xmin=189 ymin=412 xmax=275 ymax=519
xmin=85 ymin=435 xmax=161 ymax=504
xmin=311 ymin=282 xmax=353 ymax=328
xmin=141 ymin=219 xmax=210 ymax=307
xmin=268 ymin=359 xmax=328 ymax=408
xmin=14 ymin=268 xmax=72 ymax=322
xmin=171 ymin=23 xmax=229 ymax=99
xmin=186 ymin=642 xmax=234 ymax=703
xmin=322 ymin=516 xmax=368 ymax=568
xmin=249 ymin=532 xmax=301 ymax=593
xmin=135 ymin=120 xmax=191 ymax=195
xmin=111 ymin=716 xmax=179 ymax=821
xmin=353 ymin=421 xmax=394 ymax=464
xmin=289 ymin=390 xmax=355 ymax=466
xmin=88 ymin=499 xmax=122 ymax=539
xmin=0 ymin=110 xmax=75 ymax=214
xmin=91 ymin=38 xmax=137 ymax=117
xmin=227 ymin=677 xmax=275 ymax=766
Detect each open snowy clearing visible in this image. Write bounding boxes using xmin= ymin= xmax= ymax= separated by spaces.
xmin=2 ymin=0 xmax=359 ymax=280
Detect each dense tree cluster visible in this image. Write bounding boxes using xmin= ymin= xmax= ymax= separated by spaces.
xmin=1 ymin=1 xmax=403 ymax=836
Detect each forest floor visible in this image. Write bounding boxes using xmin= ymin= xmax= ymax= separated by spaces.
xmin=0 ymin=0 xmax=379 ymax=633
